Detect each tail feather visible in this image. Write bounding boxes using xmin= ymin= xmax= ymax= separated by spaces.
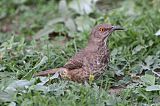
xmin=35 ymin=68 xmax=64 ymax=76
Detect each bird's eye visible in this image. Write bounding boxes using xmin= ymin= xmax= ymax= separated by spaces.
xmin=99 ymin=27 xmax=105 ymax=32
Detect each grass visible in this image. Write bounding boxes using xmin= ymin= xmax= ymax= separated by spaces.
xmin=0 ymin=0 xmax=160 ymax=105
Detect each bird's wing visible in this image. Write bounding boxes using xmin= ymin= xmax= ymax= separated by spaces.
xmin=64 ymin=50 xmax=84 ymax=69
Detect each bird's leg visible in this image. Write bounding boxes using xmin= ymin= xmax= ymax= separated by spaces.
xmin=87 ymin=61 xmax=95 ymax=83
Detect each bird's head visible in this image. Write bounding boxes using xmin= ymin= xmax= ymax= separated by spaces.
xmin=90 ymin=24 xmax=124 ymax=43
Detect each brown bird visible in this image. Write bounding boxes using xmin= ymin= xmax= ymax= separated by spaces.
xmin=35 ymin=24 xmax=124 ymax=82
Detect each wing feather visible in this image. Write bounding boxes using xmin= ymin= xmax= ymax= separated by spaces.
xmin=64 ymin=50 xmax=85 ymax=69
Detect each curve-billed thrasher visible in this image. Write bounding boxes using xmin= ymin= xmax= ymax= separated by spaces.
xmin=35 ymin=24 xmax=124 ymax=82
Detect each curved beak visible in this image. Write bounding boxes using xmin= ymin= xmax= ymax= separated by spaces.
xmin=103 ymin=25 xmax=124 ymax=41
xmin=112 ymin=26 xmax=124 ymax=30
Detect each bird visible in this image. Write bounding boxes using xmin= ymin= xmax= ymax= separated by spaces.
xmin=35 ymin=24 xmax=124 ymax=82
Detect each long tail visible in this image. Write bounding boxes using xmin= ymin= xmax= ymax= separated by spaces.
xmin=35 ymin=68 xmax=65 ymax=76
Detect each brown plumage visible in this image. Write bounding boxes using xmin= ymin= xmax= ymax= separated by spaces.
xmin=35 ymin=24 xmax=124 ymax=82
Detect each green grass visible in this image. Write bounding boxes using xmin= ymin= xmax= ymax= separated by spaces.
xmin=0 ymin=0 xmax=160 ymax=105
